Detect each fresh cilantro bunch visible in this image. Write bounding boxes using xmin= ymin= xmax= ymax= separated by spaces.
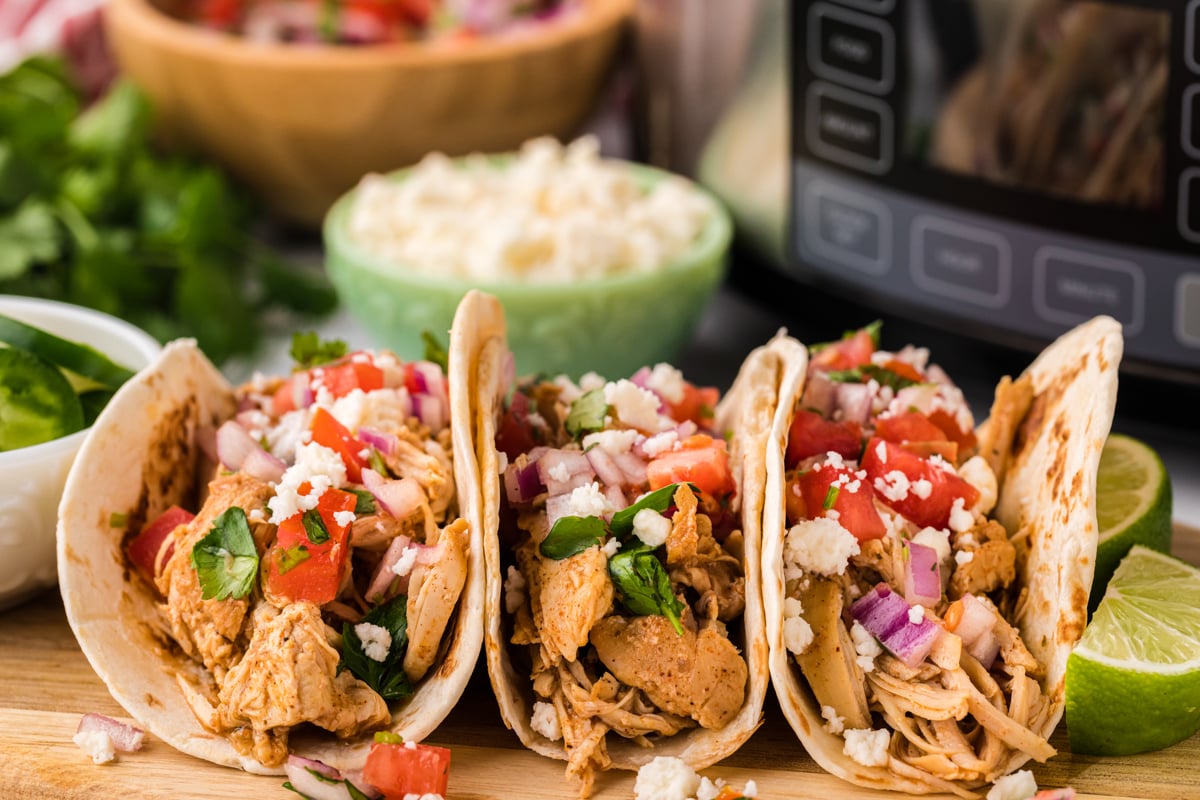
xmin=0 ymin=56 xmax=337 ymax=364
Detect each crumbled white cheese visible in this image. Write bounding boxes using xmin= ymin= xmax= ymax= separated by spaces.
xmin=530 ymin=701 xmax=562 ymax=741
xmin=843 ymin=728 xmax=891 ymax=767
xmin=959 ymin=455 xmax=998 ymax=516
xmin=582 ymin=428 xmax=640 ymax=455
xmin=911 ymin=527 xmax=951 ymax=564
xmin=547 ymin=461 xmax=572 ymax=483
xmin=601 ymin=537 xmax=621 ymax=558
xmin=875 ymin=440 xmax=888 ymax=463
xmin=910 ymin=478 xmax=933 ymax=500
xmin=579 ymin=371 xmax=607 ymax=393
xmin=783 ymin=517 xmax=860 ymax=578
xmin=783 ymin=596 xmax=814 ymax=656
xmin=268 ymin=442 xmax=348 ymax=523
xmin=743 ymin=780 xmax=758 ymax=798
xmin=632 ymin=508 xmax=672 ymax=548
xmin=641 ymin=430 xmax=680 ymax=458
xmin=985 ymin=770 xmax=1039 ymax=800
xmin=908 ymin=604 xmax=925 ymax=624
xmin=822 ymin=451 xmax=847 ymax=470
xmin=695 ymin=777 xmax=723 ymax=800
xmin=634 ymin=756 xmax=701 ymax=800
xmin=265 ymin=408 xmax=313 ymax=463
xmin=567 ymin=481 xmax=615 ymax=519
xmin=354 ymin=622 xmax=392 ymax=662
xmin=347 ymin=136 xmax=714 ymax=284
xmin=497 ymin=450 xmax=509 ymax=474
xmin=645 ymin=363 xmax=686 ymax=404
xmin=928 ymin=453 xmax=958 ymax=475
xmin=850 ymin=621 xmax=882 ymax=672
xmin=955 ymin=550 xmax=976 ymax=565
xmin=73 ymin=730 xmax=116 ymax=765
xmin=391 ymin=546 xmax=419 ymax=578
xmin=874 ymin=470 xmax=911 ymax=502
xmin=503 ymin=565 xmax=527 ymax=614
xmin=605 ymin=379 xmax=666 ymax=432
xmin=948 ymin=497 xmax=975 ymax=533
xmin=334 ymin=510 xmax=356 ymax=527
xmin=821 ymin=705 xmax=846 ymax=734
xmin=248 ymin=508 xmax=265 ymax=523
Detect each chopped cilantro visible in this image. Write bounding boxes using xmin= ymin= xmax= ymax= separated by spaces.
xmin=276 ymin=544 xmax=311 ymax=574
xmin=350 ymin=488 xmax=377 ymax=515
xmin=301 ymin=508 xmax=330 ymax=544
xmin=109 ymin=512 xmax=127 ymax=528
xmin=823 ymin=485 xmax=840 ymax=510
xmin=289 ymin=331 xmax=347 ymax=370
xmin=608 ymin=544 xmax=685 ymax=636
xmin=374 ymin=731 xmax=404 ymax=745
xmin=340 ymin=595 xmax=413 ymax=701
xmin=564 ymin=389 xmax=608 ymax=440
xmin=540 ymin=516 xmax=607 ymax=559
xmin=367 ymin=448 xmax=389 ymax=477
xmin=190 ymin=507 xmax=258 ymax=600
xmin=421 ymin=330 xmax=449 ymax=372
xmin=824 ymin=364 xmax=920 ymax=391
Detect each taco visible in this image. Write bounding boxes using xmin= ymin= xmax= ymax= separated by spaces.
xmin=458 ymin=290 xmax=787 ymax=796
xmin=761 ymin=317 xmax=1122 ymax=797
xmin=57 ymin=330 xmax=484 ymax=778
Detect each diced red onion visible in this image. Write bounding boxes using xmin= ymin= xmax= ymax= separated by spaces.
xmin=285 ymin=374 xmax=314 ymax=411
xmin=903 ymin=542 xmax=942 ymax=608
xmin=414 ymin=393 xmax=445 ymax=431
xmin=413 ymin=541 xmax=443 ymax=566
xmin=537 ymin=449 xmax=595 ymax=496
xmin=284 ymin=756 xmax=374 ymax=800
xmin=800 ymin=371 xmax=837 ymax=417
xmin=954 ymin=594 xmax=997 ymax=647
xmin=504 ymin=460 xmax=544 ymax=506
xmin=411 ymin=361 xmax=445 ymax=396
xmin=342 ymin=770 xmax=383 ymax=800
xmin=215 ymin=420 xmax=285 ymax=483
xmin=545 ymin=494 xmax=572 ymax=529
xmin=674 ymin=420 xmax=699 ymax=439
xmin=358 ymin=427 xmax=398 ymax=457
xmin=604 ymin=484 xmax=627 ymax=511
xmin=611 ymin=451 xmax=648 ymax=486
xmin=361 ymin=468 xmax=424 ymax=520
xmin=630 ymin=367 xmax=668 ymax=412
xmin=835 ymin=382 xmax=874 ymax=426
xmin=966 ymin=628 xmax=1000 ymax=669
xmin=586 ymin=447 xmax=625 ymax=488
xmin=365 ymin=534 xmax=413 ymax=602
xmin=76 ymin=713 xmax=144 ymax=752
xmin=850 ymin=583 xmax=939 ymax=668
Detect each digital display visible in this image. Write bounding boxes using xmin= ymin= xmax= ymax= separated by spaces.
xmin=905 ymin=0 xmax=1170 ymax=211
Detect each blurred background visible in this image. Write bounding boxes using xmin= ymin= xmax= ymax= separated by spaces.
xmin=1 ymin=0 xmax=1197 ymax=527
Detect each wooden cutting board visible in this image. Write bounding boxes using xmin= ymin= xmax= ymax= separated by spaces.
xmin=2 ymin=526 xmax=1197 ymax=800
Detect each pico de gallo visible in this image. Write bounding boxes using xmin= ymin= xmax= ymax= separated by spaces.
xmin=778 ymin=323 xmax=1058 ymax=791
xmin=179 ymin=0 xmax=575 ymax=45
xmin=497 ymin=363 xmax=749 ymax=794
xmin=125 ymin=333 xmax=469 ymax=774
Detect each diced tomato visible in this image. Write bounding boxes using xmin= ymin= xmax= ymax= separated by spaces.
xmin=316 ymin=356 xmax=384 ymax=399
xmin=196 ymin=0 xmax=241 ymax=28
xmin=126 ymin=505 xmax=194 ymax=582
xmin=860 ymin=437 xmax=980 ymax=530
xmin=496 ymin=391 xmax=539 ymax=461
xmin=788 ymin=460 xmax=886 ymax=542
xmin=899 ymin=440 xmax=959 ymax=462
xmin=262 ymin=487 xmax=357 ymax=604
xmin=874 ymin=412 xmax=948 ymax=445
xmin=362 ymin=741 xmax=451 ymax=799
xmin=668 ymin=383 xmax=720 ymax=428
xmin=880 ymin=358 xmax=925 ymax=384
xmin=310 ymin=406 xmax=369 ymax=483
xmin=927 ymin=408 xmax=978 ymax=455
xmin=786 ymin=408 xmax=863 ymax=466
xmin=646 ymin=434 xmax=736 ymax=499
xmin=810 ymin=326 xmax=876 ymax=372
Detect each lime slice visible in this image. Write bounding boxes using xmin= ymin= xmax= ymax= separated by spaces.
xmin=1090 ymin=434 xmax=1173 ymax=612
xmin=0 ymin=346 xmax=86 ymax=451
xmin=0 ymin=312 xmax=136 ymax=389
xmin=1066 ymin=546 xmax=1200 ymax=756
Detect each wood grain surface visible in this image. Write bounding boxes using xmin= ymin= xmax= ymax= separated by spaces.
xmin=2 ymin=526 xmax=1197 ymax=800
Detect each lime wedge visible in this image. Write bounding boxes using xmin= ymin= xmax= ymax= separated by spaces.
xmin=1091 ymin=434 xmax=1173 ymax=612
xmin=0 ymin=346 xmax=86 ymax=451
xmin=1066 ymin=546 xmax=1200 ymax=756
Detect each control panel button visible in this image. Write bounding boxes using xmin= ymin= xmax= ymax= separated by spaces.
xmin=910 ymin=217 xmax=1010 ymax=308
xmin=1189 ymin=0 xmax=1200 ymax=74
xmin=809 ymin=3 xmax=894 ymax=94
xmin=1182 ymin=168 xmax=1200 ymax=243
xmin=1178 ymin=274 xmax=1200 ymax=348
xmin=803 ymin=180 xmax=891 ymax=275
xmin=1186 ymin=86 xmax=1200 ymax=160
xmin=1034 ymin=247 xmax=1145 ymax=335
xmin=806 ymin=82 xmax=893 ymax=175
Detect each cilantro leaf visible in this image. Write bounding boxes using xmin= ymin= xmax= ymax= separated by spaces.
xmin=190 ymin=507 xmax=259 ymax=600
xmin=608 ymin=482 xmax=690 ymax=541
xmin=565 ymin=389 xmax=608 ymax=440
xmin=861 ymin=364 xmax=920 ymax=391
xmin=367 ymin=448 xmax=389 ymax=477
xmin=289 ymin=331 xmax=347 ymax=370
xmin=823 ymin=485 xmax=840 ymax=510
xmin=421 ymin=330 xmax=448 ymax=372
xmin=301 ymin=508 xmax=331 ymax=544
xmin=540 ymin=515 xmax=608 ymax=559
xmin=340 ymin=595 xmax=413 ymax=702
xmin=350 ymin=488 xmax=377 ymax=515
xmin=276 ymin=544 xmax=311 ymax=574
xmin=607 ymin=544 xmax=685 ymax=635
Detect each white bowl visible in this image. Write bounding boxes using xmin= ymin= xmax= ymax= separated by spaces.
xmin=0 ymin=297 xmax=162 ymax=610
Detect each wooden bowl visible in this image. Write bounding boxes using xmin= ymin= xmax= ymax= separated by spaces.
xmin=104 ymin=0 xmax=633 ymax=226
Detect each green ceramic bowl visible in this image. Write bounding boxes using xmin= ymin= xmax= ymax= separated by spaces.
xmin=323 ymin=160 xmax=732 ymax=379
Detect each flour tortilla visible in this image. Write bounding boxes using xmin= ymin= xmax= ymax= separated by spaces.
xmin=761 ymin=316 xmax=1123 ymax=795
xmin=461 ymin=288 xmax=793 ymax=774
xmin=57 ymin=335 xmax=486 ymax=774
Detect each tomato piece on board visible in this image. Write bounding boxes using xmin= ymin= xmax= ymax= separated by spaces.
xmin=668 ymin=383 xmax=720 ymax=428
xmin=786 ymin=408 xmax=863 ymax=466
xmin=810 ymin=327 xmax=876 ymax=372
xmin=789 ymin=460 xmax=887 ymax=542
xmin=263 ymin=487 xmax=357 ymax=605
xmin=127 ymin=505 xmax=193 ymax=582
xmin=646 ymin=435 xmax=736 ymax=499
xmin=310 ymin=406 xmax=368 ymax=483
xmin=860 ymin=437 xmax=980 ymax=530
xmin=927 ymin=408 xmax=978 ymax=454
xmin=363 ymin=741 xmax=451 ymax=799
xmin=874 ymin=412 xmax=948 ymax=445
